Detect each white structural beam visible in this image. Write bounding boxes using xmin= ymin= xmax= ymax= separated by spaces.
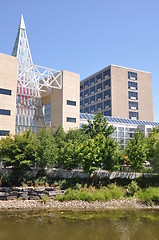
xmin=17 ymin=63 xmax=62 ymax=96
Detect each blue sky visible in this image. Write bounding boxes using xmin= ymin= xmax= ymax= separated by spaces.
xmin=0 ymin=0 xmax=159 ymax=121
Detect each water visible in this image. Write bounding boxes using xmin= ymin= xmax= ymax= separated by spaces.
xmin=0 ymin=209 xmax=158 ymax=240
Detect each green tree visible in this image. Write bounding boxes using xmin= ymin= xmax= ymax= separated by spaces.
xmin=145 ymin=128 xmax=159 ymax=160
xmin=150 ymin=132 xmax=159 ymax=173
xmin=126 ymin=132 xmax=146 ymax=172
xmin=79 ymin=136 xmax=102 ymax=174
xmin=57 ymin=139 xmax=80 ymax=170
xmin=35 ymin=128 xmax=58 ymax=175
xmin=0 ymin=131 xmax=36 ymax=186
xmin=81 ymin=113 xmax=115 ymax=138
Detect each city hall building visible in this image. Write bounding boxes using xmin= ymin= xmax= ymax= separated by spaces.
xmin=0 ymin=15 xmax=158 ymax=146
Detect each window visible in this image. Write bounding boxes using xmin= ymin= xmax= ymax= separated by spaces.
xmin=90 ymin=77 xmax=95 ymax=85
xmin=129 ymin=101 xmax=138 ymax=110
xmin=0 ymin=109 xmax=11 ymax=116
xmin=128 ymin=71 xmax=137 ymax=80
xmin=129 ymin=111 xmax=139 ymax=119
xmin=0 ymin=88 xmax=11 ymax=96
xmin=104 ymin=100 xmax=111 ymax=108
xmin=80 ymin=85 xmax=84 ymax=91
xmin=103 ymin=69 xmax=110 ymax=78
xmin=104 ymin=89 xmax=111 ymax=98
xmin=90 ymin=95 xmax=95 ymax=104
xmin=96 ymin=73 xmax=102 ymax=82
xmin=90 ymin=105 xmax=96 ymax=113
xmin=80 ymin=100 xmax=83 ymax=107
xmin=104 ymin=110 xmax=111 ymax=116
xmin=67 ymin=100 xmax=76 ymax=106
xmin=80 ymin=92 xmax=83 ymax=98
xmin=84 ymin=107 xmax=89 ymax=113
xmin=84 ymin=98 xmax=89 ymax=106
xmin=103 ymin=79 xmax=111 ymax=89
xmin=90 ymin=86 xmax=95 ymax=95
xmin=84 ymin=89 xmax=89 ymax=97
xmin=0 ymin=130 xmax=10 ymax=136
xmin=84 ymin=80 xmax=89 ymax=88
xmin=128 ymin=81 xmax=138 ymax=90
xmin=96 ymin=92 xmax=103 ymax=101
xmin=128 ymin=91 xmax=138 ymax=100
xmin=97 ymin=102 xmax=103 ymax=111
xmin=67 ymin=117 xmax=76 ymax=123
xmin=96 ymin=82 xmax=102 ymax=92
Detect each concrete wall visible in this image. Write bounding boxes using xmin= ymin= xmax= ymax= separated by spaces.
xmin=41 ymin=70 xmax=80 ymax=132
xmin=0 ymin=53 xmax=18 ymax=136
xmin=111 ymin=65 xmax=129 ymax=118
xmin=111 ymin=65 xmax=153 ymax=121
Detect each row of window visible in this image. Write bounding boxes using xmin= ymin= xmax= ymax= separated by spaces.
xmin=128 ymin=71 xmax=137 ymax=80
xmin=80 ymin=105 xmax=111 ymax=115
xmin=80 ymin=99 xmax=111 ymax=109
xmin=81 ymin=69 xmax=111 ymax=90
xmin=80 ymin=79 xmax=111 ymax=95
xmin=81 ymin=89 xmax=111 ymax=102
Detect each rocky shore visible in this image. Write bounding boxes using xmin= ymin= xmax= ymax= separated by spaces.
xmin=0 ymin=199 xmax=158 ymax=211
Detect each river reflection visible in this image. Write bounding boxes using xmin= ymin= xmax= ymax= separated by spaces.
xmin=0 ymin=209 xmax=158 ymax=240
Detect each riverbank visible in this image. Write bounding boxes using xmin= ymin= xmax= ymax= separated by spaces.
xmin=0 ymin=199 xmax=159 ymax=211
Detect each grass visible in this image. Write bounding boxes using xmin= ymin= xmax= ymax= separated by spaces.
xmin=136 ymin=187 xmax=159 ymax=204
xmin=54 ymin=184 xmax=125 ymax=202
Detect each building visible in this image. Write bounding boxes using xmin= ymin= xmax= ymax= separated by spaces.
xmin=0 ymin=15 xmax=80 ymax=137
xmin=80 ymin=65 xmax=153 ymax=121
xmin=0 ymin=14 xmax=158 ymax=145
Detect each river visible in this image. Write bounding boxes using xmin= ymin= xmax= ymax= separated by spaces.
xmin=0 ymin=209 xmax=158 ymax=240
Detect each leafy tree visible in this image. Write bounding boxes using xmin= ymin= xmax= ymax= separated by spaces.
xmin=35 ymin=128 xmax=58 ymax=175
xmin=81 ymin=113 xmax=115 ymax=138
xmin=125 ymin=132 xmax=146 ymax=172
xmin=57 ymin=140 xmax=80 ymax=170
xmin=145 ymin=128 xmax=159 ymax=160
xmin=79 ymin=136 xmax=102 ymax=174
xmin=0 ymin=131 xmax=36 ymax=186
xmin=150 ymin=133 xmax=159 ymax=173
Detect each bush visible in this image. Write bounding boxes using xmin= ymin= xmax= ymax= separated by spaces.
xmin=137 ymin=187 xmax=159 ymax=204
xmin=128 ymin=181 xmax=139 ymax=196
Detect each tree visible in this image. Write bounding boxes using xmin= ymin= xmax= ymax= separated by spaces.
xmin=125 ymin=132 xmax=146 ymax=172
xmin=79 ymin=136 xmax=102 ymax=174
xmin=81 ymin=113 xmax=115 ymax=138
xmin=0 ymin=131 xmax=36 ymax=186
xmin=149 ymin=132 xmax=159 ymax=173
xmin=145 ymin=128 xmax=159 ymax=160
xmin=35 ymin=128 xmax=58 ymax=175
xmin=57 ymin=140 xmax=80 ymax=170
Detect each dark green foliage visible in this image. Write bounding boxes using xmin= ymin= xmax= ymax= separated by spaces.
xmin=125 ymin=132 xmax=146 ymax=172
xmin=0 ymin=131 xmax=36 ymax=186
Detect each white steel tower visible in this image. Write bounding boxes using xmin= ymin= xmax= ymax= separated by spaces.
xmin=12 ymin=15 xmax=62 ymax=133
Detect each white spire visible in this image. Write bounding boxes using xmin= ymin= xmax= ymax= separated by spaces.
xmin=12 ymin=14 xmax=33 ymax=65
xmin=19 ymin=14 xmax=26 ymax=30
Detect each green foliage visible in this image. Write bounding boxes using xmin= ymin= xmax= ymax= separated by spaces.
xmin=35 ymin=128 xmax=58 ymax=173
xmin=125 ymin=132 xmax=146 ymax=172
xmin=128 ymin=181 xmax=139 ymax=196
xmin=55 ymin=185 xmax=125 ymax=202
xmin=0 ymin=131 xmax=36 ymax=186
xmin=81 ymin=113 xmax=114 ymax=138
xmin=137 ymin=187 xmax=159 ymax=204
